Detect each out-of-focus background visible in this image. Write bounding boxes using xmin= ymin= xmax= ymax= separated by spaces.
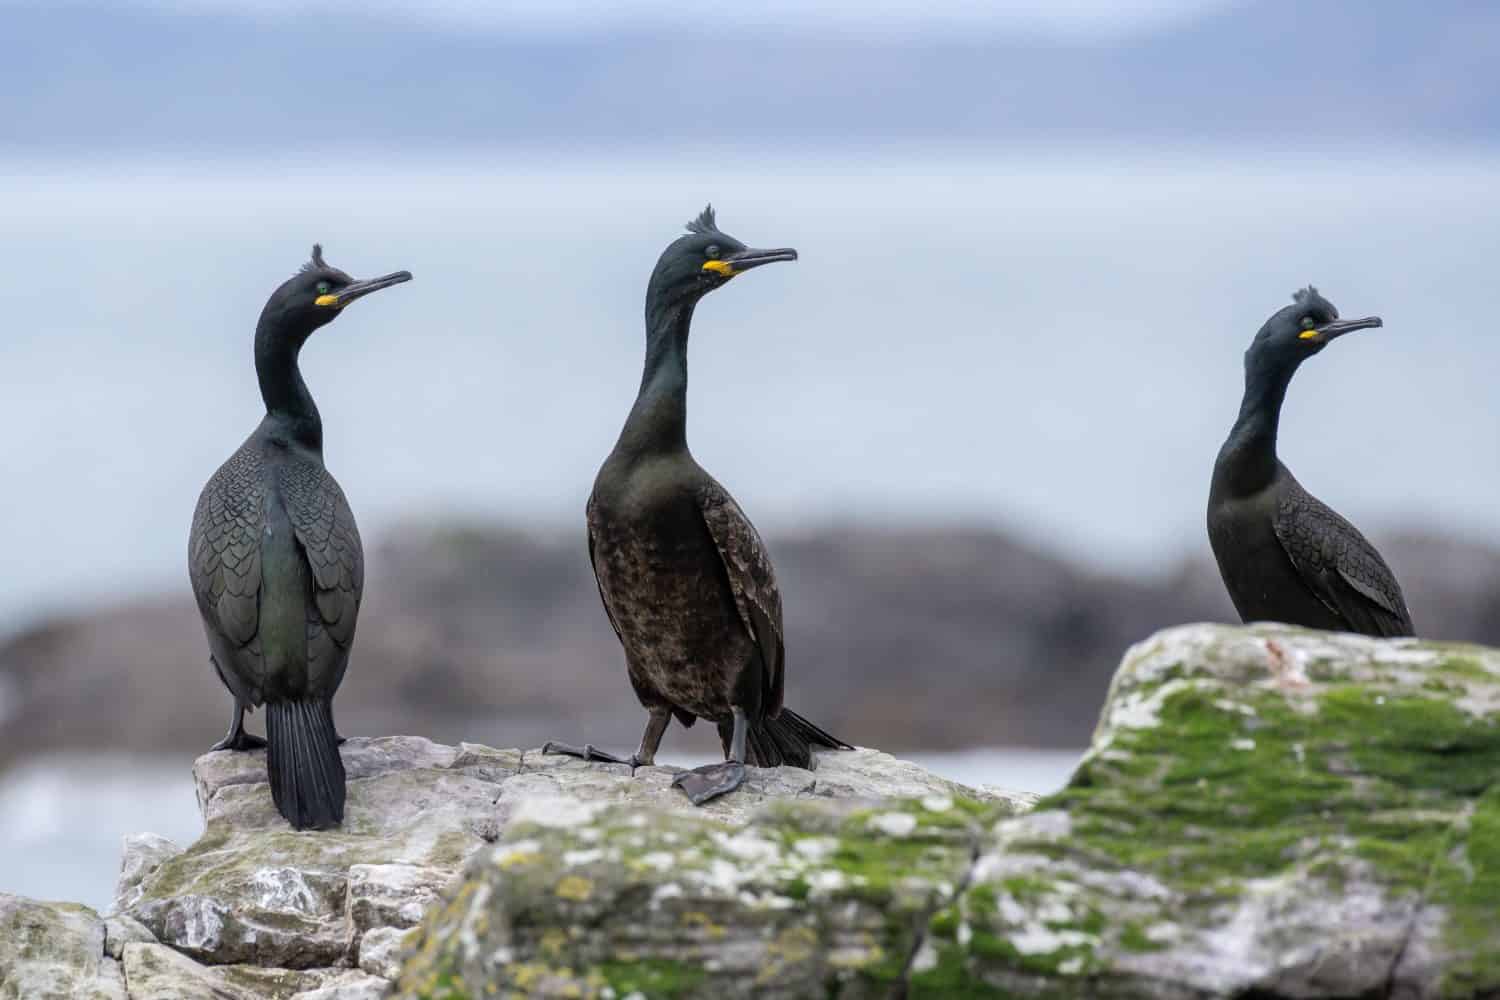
xmin=5 ymin=0 xmax=1500 ymax=909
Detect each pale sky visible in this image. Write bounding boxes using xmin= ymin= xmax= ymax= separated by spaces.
xmin=13 ymin=0 xmax=1242 ymax=39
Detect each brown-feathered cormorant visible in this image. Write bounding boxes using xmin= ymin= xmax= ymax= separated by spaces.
xmin=545 ymin=206 xmax=851 ymax=804
xmin=1208 ymin=286 xmax=1414 ymax=637
xmin=188 ymin=245 xmax=411 ymax=830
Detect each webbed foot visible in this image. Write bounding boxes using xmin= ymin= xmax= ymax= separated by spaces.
xmin=210 ymin=730 xmax=267 ymax=752
xmin=672 ymin=760 xmax=746 ymax=805
xmin=541 ymin=741 xmax=637 ymax=766
xmin=211 ymin=700 xmax=267 ymax=752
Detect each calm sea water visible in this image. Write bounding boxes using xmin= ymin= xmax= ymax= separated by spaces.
xmin=2 ymin=151 xmax=1499 ymax=631
xmin=0 ymin=748 xmax=1081 ymax=912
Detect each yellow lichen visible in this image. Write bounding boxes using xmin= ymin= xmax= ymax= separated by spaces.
xmin=539 ymin=927 xmax=569 ymax=957
xmin=555 ymin=875 xmax=595 ymax=901
xmin=497 ymin=851 xmax=541 ymax=870
xmin=681 ymin=910 xmax=727 ymax=939
xmin=510 ymin=962 xmax=551 ymax=990
xmin=758 ymin=924 xmax=819 ymax=983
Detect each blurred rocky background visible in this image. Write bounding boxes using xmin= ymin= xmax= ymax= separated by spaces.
xmin=3 ymin=518 xmax=1494 ymax=769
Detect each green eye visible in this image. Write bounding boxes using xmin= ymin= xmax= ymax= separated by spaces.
xmin=316 ymin=281 xmax=332 ymax=295
xmin=705 ymin=245 xmax=720 ymax=260
xmin=1300 ymin=316 xmax=1316 ymax=330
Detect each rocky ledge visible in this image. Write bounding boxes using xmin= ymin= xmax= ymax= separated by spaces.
xmin=1 ymin=734 xmax=1025 ymax=999
xmin=394 ymin=624 xmax=1500 ymax=999
xmin=5 ymin=623 xmax=1500 ymax=999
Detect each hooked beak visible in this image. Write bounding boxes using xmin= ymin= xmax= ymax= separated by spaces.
xmin=1299 ymin=315 xmax=1382 ymax=343
xmin=702 ymin=247 xmax=798 ymax=278
xmin=315 ymin=270 xmax=413 ymax=309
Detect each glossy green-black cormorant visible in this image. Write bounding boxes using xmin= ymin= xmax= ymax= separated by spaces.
xmin=188 ymin=245 xmax=411 ymax=830
xmin=1208 ymin=286 xmax=1413 ymax=637
xmin=545 ymin=206 xmax=851 ymax=804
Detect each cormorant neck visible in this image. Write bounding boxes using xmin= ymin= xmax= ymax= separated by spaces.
xmin=1217 ymin=357 xmax=1295 ymax=495
xmin=254 ymin=319 xmax=323 ymax=452
xmin=617 ymin=297 xmax=696 ymax=455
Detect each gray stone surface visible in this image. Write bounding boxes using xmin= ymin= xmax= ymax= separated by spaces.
xmin=289 ymin=970 xmax=394 ymax=1000
xmin=14 ymin=625 xmax=1500 ymax=997
xmin=3 ymin=730 xmax=1005 ymax=998
xmin=126 ymin=736 xmax=1021 ymax=973
xmin=0 ymin=893 xmax=125 ymax=1000
xmin=358 ymin=925 xmax=417 ymax=980
xmin=113 ymin=832 xmax=182 ymax=912
xmin=393 ymin=625 xmax=1500 ymax=999
xmin=127 ymin=735 xmax=518 ymax=969
xmin=922 ymin=623 xmax=1500 ymax=998
xmin=119 ymin=942 xmax=338 ymax=999
xmin=103 ymin=913 xmax=156 ymax=960
xmin=394 ymin=793 xmax=995 ymax=998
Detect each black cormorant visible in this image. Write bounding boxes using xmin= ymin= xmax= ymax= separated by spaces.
xmin=188 ymin=245 xmax=411 ymax=829
xmin=545 ymin=206 xmax=851 ymax=804
xmin=1208 ymin=286 xmax=1414 ymax=637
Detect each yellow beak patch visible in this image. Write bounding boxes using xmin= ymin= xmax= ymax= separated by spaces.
xmin=1298 ymin=330 xmax=1320 ymax=340
xmin=701 ymin=260 xmax=736 ymax=277
xmin=314 ymin=294 xmax=341 ymax=308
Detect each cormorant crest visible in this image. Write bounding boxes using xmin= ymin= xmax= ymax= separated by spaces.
xmin=1292 ymin=285 xmax=1321 ymax=305
xmin=298 ymin=244 xmax=328 ymax=275
xmin=685 ymin=205 xmax=721 ymax=236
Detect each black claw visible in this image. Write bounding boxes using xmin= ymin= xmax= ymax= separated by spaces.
xmin=672 ymin=761 xmax=747 ymax=806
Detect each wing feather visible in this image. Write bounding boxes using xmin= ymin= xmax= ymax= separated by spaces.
xmin=585 ymin=495 xmax=625 ymax=644
xmin=1273 ymin=484 xmax=1414 ymax=638
xmin=697 ymin=481 xmax=786 ymax=714
xmin=189 ymin=446 xmax=265 ymax=651
xmin=280 ymin=462 xmax=364 ymax=650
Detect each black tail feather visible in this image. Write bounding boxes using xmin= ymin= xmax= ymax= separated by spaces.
xmin=722 ymin=707 xmax=853 ymax=768
xmin=265 ymin=699 xmax=345 ymax=830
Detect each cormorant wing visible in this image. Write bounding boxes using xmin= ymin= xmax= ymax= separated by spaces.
xmin=189 ymin=449 xmax=266 ymax=676
xmin=279 ymin=463 xmax=365 ymax=675
xmin=697 ymin=481 xmax=786 ymax=716
xmin=1273 ymin=486 xmax=1415 ymax=638
xmin=584 ymin=495 xmax=624 ymax=644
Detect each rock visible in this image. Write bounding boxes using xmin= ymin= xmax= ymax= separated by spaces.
xmin=923 ymin=623 xmax=1500 ymax=998
xmin=347 ymin=862 xmax=449 ymax=942
xmin=0 ymin=893 xmax=125 ymax=999
xmin=394 ymin=624 xmax=1500 ymax=998
xmin=394 ymin=794 xmax=1003 ymax=998
xmin=127 ymin=735 xmax=518 ymax=968
xmin=357 ymin=925 xmax=414 ymax=980
xmin=504 ymin=745 xmax=1032 ymax=826
xmin=102 ymin=913 xmax=156 ymax=959
xmin=289 ymin=970 xmax=394 ymax=1000
xmin=119 ymin=942 xmax=339 ymax=999
xmin=113 ymin=832 xmax=182 ymax=912
xmin=97 ymin=730 xmax=998 ymax=996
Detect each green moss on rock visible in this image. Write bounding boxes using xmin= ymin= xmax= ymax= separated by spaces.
xmin=388 ymin=625 xmax=1500 ymax=998
xmin=945 ymin=624 xmax=1500 ymax=998
xmin=395 ymin=795 xmax=990 ymax=999
xmin=597 ymin=958 xmax=707 ymax=997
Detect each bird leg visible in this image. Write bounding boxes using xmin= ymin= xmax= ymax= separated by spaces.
xmin=210 ymin=700 xmax=267 ymax=752
xmin=543 ymin=708 xmax=671 ymax=770
xmin=673 ymin=707 xmax=748 ymax=806
xmin=632 ymin=708 xmax=671 ymax=767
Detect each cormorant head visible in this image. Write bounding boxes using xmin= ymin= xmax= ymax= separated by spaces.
xmin=259 ymin=244 xmax=412 ymax=340
xmin=1246 ymin=286 xmax=1382 ymax=371
xmin=646 ymin=205 xmax=797 ymax=310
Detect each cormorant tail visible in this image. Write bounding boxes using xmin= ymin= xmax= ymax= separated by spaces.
xmin=265 ymin=699 xmax=345 ymax=830
xmin=731 ymin=708 xmax=853 ymax=769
